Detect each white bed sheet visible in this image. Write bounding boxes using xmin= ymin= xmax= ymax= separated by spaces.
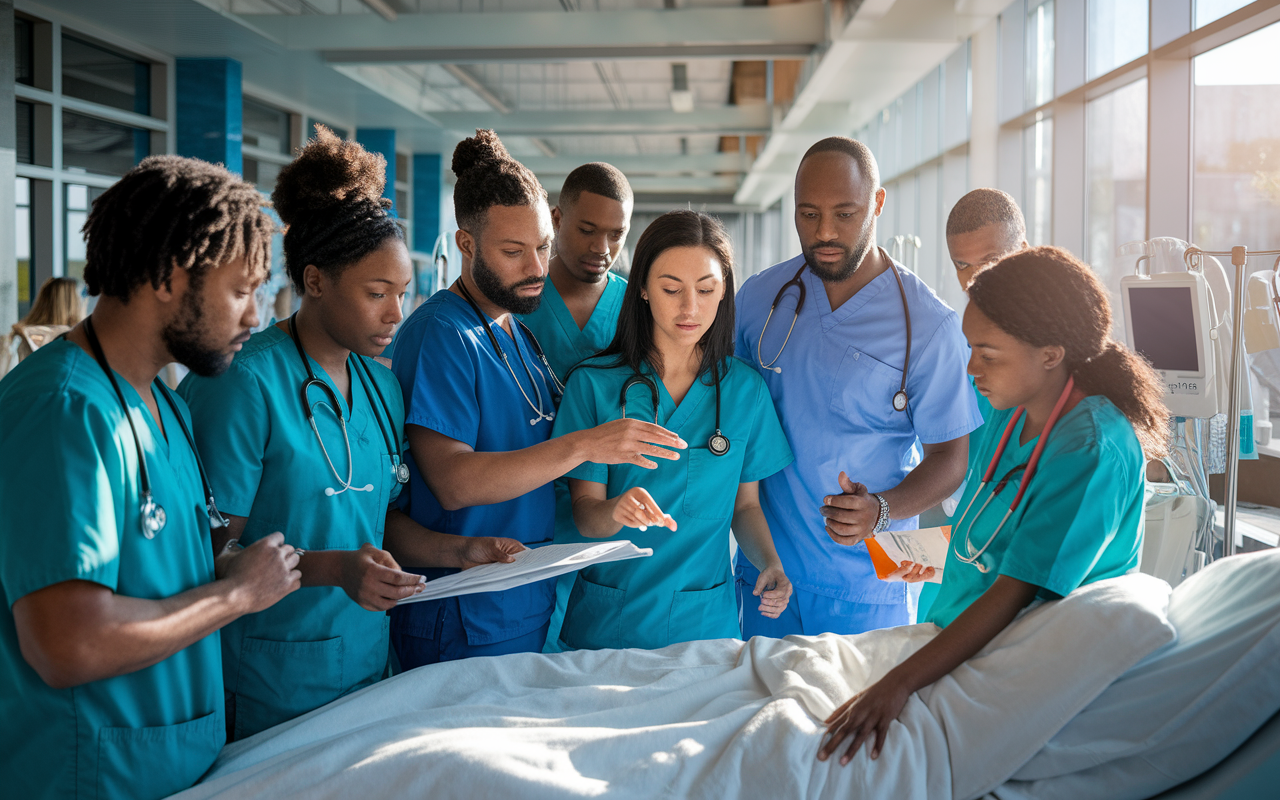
xmin=170 ymin=575 xmax=1174 ymax=800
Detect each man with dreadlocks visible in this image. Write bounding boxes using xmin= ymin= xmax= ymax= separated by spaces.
xmin=0 ymin=156 xmax=301 ymax=800
xmin=387 ymin=131 xmax=685 ymax=667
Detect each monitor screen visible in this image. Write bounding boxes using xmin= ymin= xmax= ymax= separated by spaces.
xmin=1127 ymin=285 xmax=1200 ymax=372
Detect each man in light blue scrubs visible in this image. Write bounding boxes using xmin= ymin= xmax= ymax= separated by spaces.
xmin=0 ymin=157 xmax=301 ymax=800
xmin=517 ymin=162 xmax=633 ymax=651
xmin=388 ymin=131 xmax=685 ymax=667
xmin=734 ymin=137 xmax=982 ymax=638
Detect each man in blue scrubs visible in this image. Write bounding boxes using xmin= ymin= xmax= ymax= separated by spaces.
xmin=517 ymin=162 xmax=633 ymax=650
xmin=0 ymin=156 xmax=301 ymax=800
xmin=734 ymin=137 xmax=982 ymax=638
xmin=388 ymin=131 xmax=684 ymax=667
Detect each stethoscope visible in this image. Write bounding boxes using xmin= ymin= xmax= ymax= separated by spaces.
xmin=81 ymin=317 xmax=229 ymax=538
xmin=620 ymin=361 xmax=730 ymax=456
xmin=287 ymin=315 xmax=409 ymax=497
xmin=952 ymin=376 xmax=1080 ymax=572
xmin=756 ymin=248 xmax=913 ymax=413
xmin=455 ymin=279 xmax=565 ymax=426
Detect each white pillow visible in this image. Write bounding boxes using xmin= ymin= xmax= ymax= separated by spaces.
xmin=916 ymin=572 xmax=1176 ymax=800
xmin=998 ymin=549 xmax=1280 ymax=800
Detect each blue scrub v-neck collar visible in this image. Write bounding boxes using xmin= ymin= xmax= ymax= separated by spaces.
xmin=545 ymin=273 xmax=623 ymax=346
xmin=268 ymin=324 xmax=360 ymax=421
xmin=75 ymin=339 xmax=173 ymax=457
xmin=646 ymin=361 xmax=714 ymax=434
xmin=804 ymin=252 xmax=896 ymax=331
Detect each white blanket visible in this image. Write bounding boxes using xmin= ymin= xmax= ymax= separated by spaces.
xmin=172 ymin=575 xmax=1175 ymax=800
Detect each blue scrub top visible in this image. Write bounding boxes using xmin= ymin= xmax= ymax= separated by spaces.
xmin=927 ymin=395 xmax=1146 ymax=628
xmin=0 ymin=340 xmax=224 ymax=800
xmin=734 ymin=254 xmax=983 ymax=605
xmin=551 ymin=356 xmax=794 ymax=650
xmin=518 ymin=272 xmax=627 ymax=544
xmin=517 ymin=271 xmax=626 ymax=380
xmin=179 ymin=326 xmax=404 ymax=739
xmin=389 ymin=289 xmax=558 ymax=645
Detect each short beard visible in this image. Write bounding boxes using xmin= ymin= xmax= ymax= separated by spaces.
xmin=162 ymin=277 xmax=234 ymax=377
xmin=472 ymin=250 xmax=544 ymax=315
xmin=802 ymin=224 xmax=876 ymax=283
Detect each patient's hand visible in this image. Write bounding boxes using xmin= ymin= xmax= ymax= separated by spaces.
xmin=819 ymin=675 xmax=910 ymax=765
xmin=887 ymin=561 xmax=935 ymax=583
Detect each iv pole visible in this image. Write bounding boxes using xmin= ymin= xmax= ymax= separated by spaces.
xmin=1183 ymin=245 xmax=1280 ymax=557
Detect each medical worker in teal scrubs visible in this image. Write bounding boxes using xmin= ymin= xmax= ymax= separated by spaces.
xmin=181 ymin=130 xmax=524 ymax=740
xmin=820 ymin=247 xmax=1167 ymax=766
xmin=0 ymin=157 xmax=299 ymax=800
xmin=552 ymin=210 xmax=795 ymax=650
xmin=735 ymin=137 xmax=981 ymax=638
xmin=388 ymin=131 xmax=685 ymax=667
xmin=517 ymin=162 xmax=633 ymax=651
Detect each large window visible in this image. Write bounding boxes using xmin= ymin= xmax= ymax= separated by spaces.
xmin=1026 ymin=0 xmax=1054 ymax=109
xmin=61 ymin=34 xmax=151 ymax=115
xmin=15 ymin=18 xmax=34 ymax=86
xmin=16 ymin=178 xmax=33 ymax=317
xmin=1023 ymin=116 xmax=1053 ymax=245
xmin=64 ymin=184 xmax=106 ymax=282
xmin=1087 ymin=0 xmax=1148 ymax=80
xmin=243 ymin=98 xmax=292 ymax=192
xmin=1196 ymin=0 xmax=1254 ymax=29
xmin=16 ymin=101 xmax=34 ymax=165
xmin=1086 ymin=79 xmax=1148 ymax=307
xmin=62 ymin=110 xmax=152 ymax=176
xmin=1192 ymin=20 xmax=1280 ymax=253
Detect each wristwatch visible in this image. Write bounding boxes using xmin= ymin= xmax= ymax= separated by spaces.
xmin=870 ymin=493 xmax=890 ymax=534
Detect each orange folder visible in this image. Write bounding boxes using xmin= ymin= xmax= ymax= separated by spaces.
xmin=866 ymin=526 xmax=951 ymax=580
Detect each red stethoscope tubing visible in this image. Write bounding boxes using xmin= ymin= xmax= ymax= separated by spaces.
xmin=953 ymin=376 xmax=1081 ymax=570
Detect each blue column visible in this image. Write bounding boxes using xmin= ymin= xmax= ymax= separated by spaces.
xmin=412 ymin=153 xmax=444 ymax=295
xmin=175 ymin=58 xmax=242 ymax=173
xmin=356 ymin=128 xmax=397 ymax=214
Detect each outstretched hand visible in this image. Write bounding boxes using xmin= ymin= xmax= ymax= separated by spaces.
xmin=818 ymin=675 xmax=911 ymax=765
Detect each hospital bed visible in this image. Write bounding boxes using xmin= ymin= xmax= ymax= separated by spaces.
xmin=170 ymin=549 xmax=1280 ymax=800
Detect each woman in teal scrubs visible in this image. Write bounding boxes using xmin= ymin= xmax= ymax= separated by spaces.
xmin=551 ymin=210 xmax=796 ymax=651
xmin=820 ymin=246 xmax=1170 ymax=765
xmin=181 ymin=129 xmax=523 ymax=740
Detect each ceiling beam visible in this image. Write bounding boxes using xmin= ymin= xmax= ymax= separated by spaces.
xmin=428 ymin=107 xmax=772 ymax=136
xmin=241 ymin=4 xmax=826 ymax=63
xmin=542 ymin=174 xmax=742 ymax=196
xmin=520 ymin=153 xmax=751 ymax=176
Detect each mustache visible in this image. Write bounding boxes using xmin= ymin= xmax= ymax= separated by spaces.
xmin=511 ymin=276 xmax=545 ymax=289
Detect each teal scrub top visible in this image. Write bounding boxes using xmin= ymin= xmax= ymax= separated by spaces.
xmin=179 ymin=326 xmax=404 ymax=739
xmin=0 ymin=340 xmax=224 ymax=800
xmin=927 ymin=395 xmax=1146 ymax=629
xmin=519 ymin=272 xmax=627 ymax=545
xmin=551 ymin=356 xmax=794 ymax=650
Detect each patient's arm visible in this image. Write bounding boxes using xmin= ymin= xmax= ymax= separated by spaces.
xmin=818 ymin=575 xmax=1039 ymax=765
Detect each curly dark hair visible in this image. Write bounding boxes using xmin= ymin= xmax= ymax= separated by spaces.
xmin=82 ymin=155 xmax=275 ymax=301
xmin=969 ymin=246 xmax=1170 ymax=458
xmin=272 ymin=125 xmax=404 ymax=292
xmin=451 ymin=129 xmax=546 ymax=233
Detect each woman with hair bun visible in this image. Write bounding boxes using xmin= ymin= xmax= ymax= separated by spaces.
xmin=180 ymin=128 xmax=524 ymax=740
xmin=820 ymin=246 xmax=1169 ymax=766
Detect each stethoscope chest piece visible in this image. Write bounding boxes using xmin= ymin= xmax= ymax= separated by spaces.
xmin=141 ymin=496 xmax=167 ymax=539
xmin=395 ymin=462 xmax=410 ymax=484
xmin=893 ymin=390 xmax=909 ymax=413
xmin=708 ymin=431 xmax=731 ymax=457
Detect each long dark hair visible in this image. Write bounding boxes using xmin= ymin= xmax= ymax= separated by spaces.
xmin=968 ymin=245 xmax=1170 ymax=458
xmin=583 ymin=209 xmax=736 ymax=383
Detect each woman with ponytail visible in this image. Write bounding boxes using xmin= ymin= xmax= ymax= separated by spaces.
xmin=179 ymin=128 xmax=524 ymax=740
xmin=820 ymin=246 xmax=1168 ymax=765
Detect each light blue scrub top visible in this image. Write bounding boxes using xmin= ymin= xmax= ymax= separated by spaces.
xmin=0 ymin=341 xmax=224 ymax=800
xmin=178 ymin=326 xmax=404 ymax=739
xmin=518 ymin=271 xmax=627 ymax=544
xmin=927 ymin=395 xmax=1146 ymax=628
xmin=551 ymin=356 xmax=794 ymax=650
xmin=735 ymin=254 xmax=983 ymax=606
xmin=389 ymin=290 xmax=559 ymax=645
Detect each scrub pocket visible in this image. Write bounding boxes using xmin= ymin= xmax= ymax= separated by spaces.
xmin=561 ymin=572 xmax=625 ymax=650
xmin=668 ymin=581 xmax=739 ymax=645
xmin=234 ymin=636 xmax=344 ymax=740
xmin=829 ymin=346 xmax=911 ymax=432
xmin=682 ymin=447 xmax=739 ymax=521
xmin=96 ymin=710 xmax=222 ymax=800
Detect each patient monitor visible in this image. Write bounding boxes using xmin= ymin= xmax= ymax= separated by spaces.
xmin=1121 ymin=269 xmax=1222 ymax=419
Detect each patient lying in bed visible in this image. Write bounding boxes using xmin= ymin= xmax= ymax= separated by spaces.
xmin=171 ymin=551 xmax=1280 ymax=800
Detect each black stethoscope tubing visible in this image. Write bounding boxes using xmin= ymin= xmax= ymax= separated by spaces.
xmin=758 ymin=252 xmax=913 ymax=413
xmin=82 ymin=317 xmax=229 ymax=538
xmin=620 ymin=361 xmax=730 ymax=456
xmin=287 ymin=315 xmax=408 ymax=485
